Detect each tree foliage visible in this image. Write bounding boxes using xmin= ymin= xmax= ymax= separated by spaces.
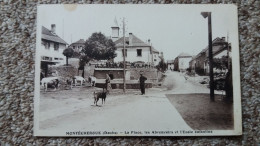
xmin=156 ymin=59 xmax=167 ymax=72
xmin=81 ymin=32 xmax=116 ymax=61
xmin=63 ymin=47 xmax=74 ymax=66
xmin=213 ymin=55 xmax=231 ymax=70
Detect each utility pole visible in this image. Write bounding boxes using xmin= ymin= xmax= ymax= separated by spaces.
xmin=123 ymin=17 xmax=126 ymax=93
xmin=62 ymin=19 xmax=64 ymax=39
xmin=201 ymin=12 xmax=214 ymax=101
xmin=227 ymin=32 xmax=230 ymax=70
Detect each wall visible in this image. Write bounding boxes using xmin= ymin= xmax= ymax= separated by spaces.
xmin=40 ymin=40 xmax=66 ymax=65
xmin=93 ymin=68 xmax=160 ymax=89
xmin=178 ymin=57 xmax=192 ymax=71
xmin=68 ymin=58 xmax=79 ymax=68
xmin=153 ymin=52 xmax=161 ymax=66
xmin=49 ymin=66 xmax=78 ymax=78
xmin=114 ymin=47 xmax=151 ymax=63
xmin=94 ymin=69 xmax=126 ymax=79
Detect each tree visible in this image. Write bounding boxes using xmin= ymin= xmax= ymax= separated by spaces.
xmin=63 ymin=47 xmax=74 ymax=66
xmin=81 ymin=32 xmax=117 ymax=61
xmin=79 ymin=32 xmax=117 ymax=77
xmin=156 ymin=59 xmax=167 ymax=72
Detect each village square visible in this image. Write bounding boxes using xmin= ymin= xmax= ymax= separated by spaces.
xmin=37 ymin=14 xmax=234 ymax=133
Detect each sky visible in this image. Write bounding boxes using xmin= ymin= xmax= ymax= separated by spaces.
xmin=38 ymin=4 xmax=239 ymax=60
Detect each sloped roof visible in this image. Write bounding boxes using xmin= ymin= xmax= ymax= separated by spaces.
xmin=151 ymin=46 xmax=159 ymax=53
xmin=111 ymin=17 xmax=119 ymax=27
xmin=71 ymin=39 xmax=85 ymax=45
xmin=42 ymin=26 xmax=68 ymax=45
xmin=193 ymin=37 xmax=229 ymax=61
xmin=114 ymin=34 xmax=150 ymax=47
xmin=167 ymin=60 xmax=174 ymax=64
xmin=178 ymin=52 xmax=192 ymax=57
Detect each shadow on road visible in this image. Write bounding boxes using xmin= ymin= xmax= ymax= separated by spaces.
xmin=166 ymin=93 xmax=233 ymax=130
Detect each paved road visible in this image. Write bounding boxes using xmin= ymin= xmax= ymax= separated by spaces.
xmin=37 ymin=71 xmax=210 ymax=136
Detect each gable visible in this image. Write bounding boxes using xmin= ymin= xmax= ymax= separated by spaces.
xmin=42 ymin=26 xmax=68 ymax=45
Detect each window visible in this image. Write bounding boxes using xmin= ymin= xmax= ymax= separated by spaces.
xmin=54 ymin=58 xmax=59 ymax=60
xmin=154 ymin=59 xmax=157 ymax=61
xmin=54 ymin=43 xmax=59 ymax=51
xmin=137 ymin=49 xmax=142 ymax=57
xmin=109 ymin=74 xmax=114 ymax=80
xmin=42 ymin=56 xmax=52 ymax=61
xmin=122 ymin=49 xmax=127 ymax=57
xmin=44 ymin=41 xmax=50 ymax=49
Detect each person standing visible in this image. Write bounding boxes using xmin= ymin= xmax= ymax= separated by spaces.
xmin=105 ymin=74 xmax=111 ymax=94
xmin=139 ymin=73 xmax=147 ymax=95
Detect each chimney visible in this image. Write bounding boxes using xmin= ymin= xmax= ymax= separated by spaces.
xmin=148 ymin=39 xmax=151 ymax=45
xmin=51 ymin=24 xmax=56 ymax=33
xmin=129 ymin=33 xmax=133 ymax=46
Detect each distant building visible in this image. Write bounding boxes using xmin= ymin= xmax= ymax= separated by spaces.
xmin=69 ymin=39 xmax=85 ymax=53
xmin=41 ymin=24 xmax=68 ymax=76
xmin=167 ymin=60 xmax=174 ymax=70
xmin=173 ymin=53 xmax=192 ymax=72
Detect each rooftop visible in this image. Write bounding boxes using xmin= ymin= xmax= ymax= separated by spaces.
xmin=114 ymin=34 xmax=150 ymax=47
xmin=151 ymin=46 xmax=159 ymax=53
xmin=71 ymin=39 xmax=85 ymax=45
xmin=167 ymin=60 xmax=174 ymax=64
xmin=178 ymin=52 xmax=192 ymax=57
xmin=42 ymin=26 xmax=68 ymax=45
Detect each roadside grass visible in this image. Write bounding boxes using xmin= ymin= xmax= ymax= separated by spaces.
xmin=166 ymin=93 xmax=233 ymax=130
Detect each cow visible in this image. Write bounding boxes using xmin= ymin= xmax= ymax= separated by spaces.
xmin=73 ymin=76 xmax=86 ymax=86
xmin=40 ymin=77 xmax=60 ymax=92
xmin=88 ymin=76 xmax=96 ymax=87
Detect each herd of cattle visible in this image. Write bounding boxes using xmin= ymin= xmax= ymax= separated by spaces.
xmin=40 ymin=75 xmax=109 ymax=106
xmin=40 ymin=75 xmax=96 ymax=92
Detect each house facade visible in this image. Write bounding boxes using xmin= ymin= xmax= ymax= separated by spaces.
xmin=40 ymin=24 xmax=68 ymax=76
xmin=111 ymin=20 xmax=160 ymax=66
xmin=189 ymin=37 xmax=231 ymax=75
xmin=69 ymin=39 xmax=85 ymax=53
xmin=113 ymin=33 xmax=160 ymax=66
xmin=152 ymin=46 xmax=161 ymax=66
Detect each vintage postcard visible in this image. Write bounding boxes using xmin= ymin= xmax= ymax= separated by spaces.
xmin=34 ymin=4 xmax=242 ymax=136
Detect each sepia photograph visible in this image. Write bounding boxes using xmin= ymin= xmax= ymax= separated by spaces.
xmin=34 ymin=4 xmax=242 ymax=136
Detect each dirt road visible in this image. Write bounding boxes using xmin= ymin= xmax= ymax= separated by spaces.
xmin=37 ymin=71 xmax=213 ymax=136
xmin=162 ymin=71 xmax=210 ymax=94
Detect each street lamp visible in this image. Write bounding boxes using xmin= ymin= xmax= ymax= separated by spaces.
xmin=201 ymin=12 xmax=214 ymax=101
